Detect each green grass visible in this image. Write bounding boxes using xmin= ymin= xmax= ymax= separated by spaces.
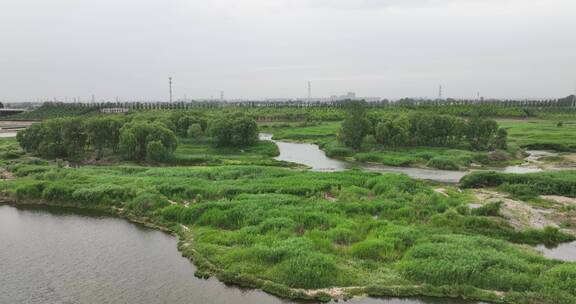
xmin=167 ymin=138 xmax=285 ymax=166
xmin=460 ymin=170 xmax=576 ymax=197
xmin=4 ymin=110 xmax=576 ymax=303
xmin=261 ymin=121 xmax=340 ymax=141
xmin=0 ymin=138 xmax=24 ymax=164
xmin=261 ymin=122 xmax=510 ymax=170
xmin=498 ymin=119 xmax=576 ymax=151
xmin=353 ymin=147 xmax=487 ymax=169
xmin=4 ymin=161 xmax=576 ymax=303
xmin=7 ymin=103 xmax=100 ymax=120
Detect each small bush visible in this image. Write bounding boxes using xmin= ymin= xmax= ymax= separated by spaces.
xmin=500 ymin=183 xmax=539 ymax=200
xmin=125 ymin=193 xmax=170 ymax=216
xmin=488 ymin=150 xmax=509 ymax=162
xmin=273 ymin=252 xmax=339 ymax=289
xmin=350 ymin=239 xmax=397 ymax=261
xmin=472 ymin=201 xmax=502 ymax=216
xmin=426 ymin=157 xmax=459 ymax=170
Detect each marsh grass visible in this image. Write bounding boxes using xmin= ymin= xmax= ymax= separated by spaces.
xmin=5 ymin=161 xmax=576 ymax=303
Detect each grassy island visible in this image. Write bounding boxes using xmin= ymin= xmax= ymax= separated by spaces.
xmin=1 ymin=102 xmax=576 ymax=303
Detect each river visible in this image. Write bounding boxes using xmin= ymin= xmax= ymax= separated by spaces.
xmin=261 ymin=134 xmax=545 ymax=183
xmin=0 ymin=205 xmax=485 ymax=304
xmin=263 ymin=134 xmax=576 ymax=262
xmin=0 ymin=133 xmax=564 ymax=303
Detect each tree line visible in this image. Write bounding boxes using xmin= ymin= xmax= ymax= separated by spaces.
xmin=26 ymin=94 xmax=576 ymax=112
xmin=339 ymin=101 xmax=507 ymax=151
xmin=17 ymin=112 xmax=260 ymax=162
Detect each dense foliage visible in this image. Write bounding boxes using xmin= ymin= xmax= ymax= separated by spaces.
xmin=119 ymin=121 xmax=177 ymax=161
xmin=339 ymin=103 xmax=506 ymax=152
xmin=460 ymin=171 xmax=576 ymax=197
xmin=7 ymin=102 xmax=99 ymax=120
xmin=16 ymin=111 xmax=261 ymax=162
xmin=209 ymin=114 xmax=259 ymax=147
xmin=3 ymin=103 xmax=576 ymax=304
xmin=4 ymin=160 xmax=575 ymax=303
xmin=338 ymin=101 xmax=370 ymax=149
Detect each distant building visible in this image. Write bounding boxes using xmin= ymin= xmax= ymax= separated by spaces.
xmin=101 ymin=107 xmax=129 ymax=114
xmin=340 ymin=92 xmax=356 ymax=100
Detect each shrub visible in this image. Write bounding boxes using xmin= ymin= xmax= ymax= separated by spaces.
xmin=397 ymin=235 xmax=547 ymax=292
xmin=500 ymin=183 xmax=539 ymax=200
xmin=125 ymin=193 xmax=170 ymax=216
xmin=187 ymin=123 xmax=203 ymax=139
xmin=488 ymin=150 xmax=509 ymax=162
xmin=258 ymin=217 xmax=296 ymax=233
xmin=471 ymin=201 xmax=502 ymax=216
xmin=146 ymin=140 xmax=169 ymax=162
xmin=273 ymin=252 xmax=339 ymax=288
xmin=350 ymin=239 xmax=397 ymax=261
xmin=209 ymin=114 xmax=258 ymax=147
xmin=426 ymin=157 xmax=459 ymax=170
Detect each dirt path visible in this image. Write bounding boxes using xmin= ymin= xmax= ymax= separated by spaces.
xmin=473 ymin=189 xmax=558 ymax=230
xmin=473 ymin=189 xmax=576 ymax=237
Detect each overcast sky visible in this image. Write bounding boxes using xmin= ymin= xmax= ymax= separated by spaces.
xmin=1 ymin=0 xmax=575 ymax=102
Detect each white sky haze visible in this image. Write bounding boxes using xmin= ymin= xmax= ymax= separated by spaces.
xmin=1 ymin=0 xmax=575 ymax=101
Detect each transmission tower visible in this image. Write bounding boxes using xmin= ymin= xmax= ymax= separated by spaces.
xmin=168 ymin=77 xmax=173 ymax=103
xmin=307 ymin=81 xmax=311 ymax=102
xmin=438 ymin=85 xmax=443 ymax=99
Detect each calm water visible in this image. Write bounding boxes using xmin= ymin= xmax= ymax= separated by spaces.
xmin=0 ymin=132 xmax=17 ymax=138
xmin=264 ymin=135 xmax=576 ymax=261
xmin=262 ymin=134 xmax=545 ymax=183
xmin=537 ymin=241 xmax=576 ymax=262
xmin=0 ymin=205 xmax=481 ymax=304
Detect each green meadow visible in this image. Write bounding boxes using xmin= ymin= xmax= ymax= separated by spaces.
xmin=2 ymin=102 xmax=576 ymax=303
xmin=2 ymin=144 xmax=575 ymax=303
xmin=498 ymin=119 xmax=576 ymax=151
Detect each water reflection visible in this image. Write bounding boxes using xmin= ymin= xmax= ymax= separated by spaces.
xmin=537 ymin=241 xmax=576 ymax=262
xmin=0 ymin=205 xmax=483 ymax=304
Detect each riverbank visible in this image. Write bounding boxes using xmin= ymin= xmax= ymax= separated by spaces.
xmin=0 ymin=197 xmax=505 ymax=303
xmin=4 ymin=162 xmax=576 ymax=304
xmin=262 ymin=133 xmax=569 ymax=184
xmin=261 ymin=118 xmax=576 ymax=172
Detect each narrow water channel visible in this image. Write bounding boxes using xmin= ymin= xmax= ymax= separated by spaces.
xmin=262 ymin=134 xmax=576 ymax=262
xmin=261 ymin=134 xmax=547 ymax=183
xmin=537 ymin=241 xmax=576 ymax=262
xmin=0 ymin=205 xmax=482 ymax=304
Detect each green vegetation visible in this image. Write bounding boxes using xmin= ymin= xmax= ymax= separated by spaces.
xmin=261 ymin=121 xmax=340 ymax=141
xmin=7 ymin=102 xmax=99 ymax=120
xmin=209 ymin=114 xmax=258 ymax=147
xmin=498 ymin=119 xmax=576 ymax=151
xmin=339 ymin=101 xmax=371 ymax=149
xmin=168 ymin=138 xmax=282 ymax=166
xmin=2 ymin=101 xmax=576 ymax=303
xmin=2 ymin=157 xmax=575 ymax=303
xmin=460 ymin=171 xmax=576 ymax=197
xmin=261 ymin=103 xmax=519 ymax=170
xmin=16 ymin=111 xmax=262 ymax=164
xmin=339 ymin=103 xmax=506 ymax=152
xmin=352 ymin=147 xmax=488 ymax=169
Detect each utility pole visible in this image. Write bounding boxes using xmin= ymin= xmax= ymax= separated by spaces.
xmin=168 ymin=77 xmax=173 ymax=103
xmin=307 ymin=81 xmax=311 ymax=102
xmin=572 ymin=84 xmax=576 ymax=108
